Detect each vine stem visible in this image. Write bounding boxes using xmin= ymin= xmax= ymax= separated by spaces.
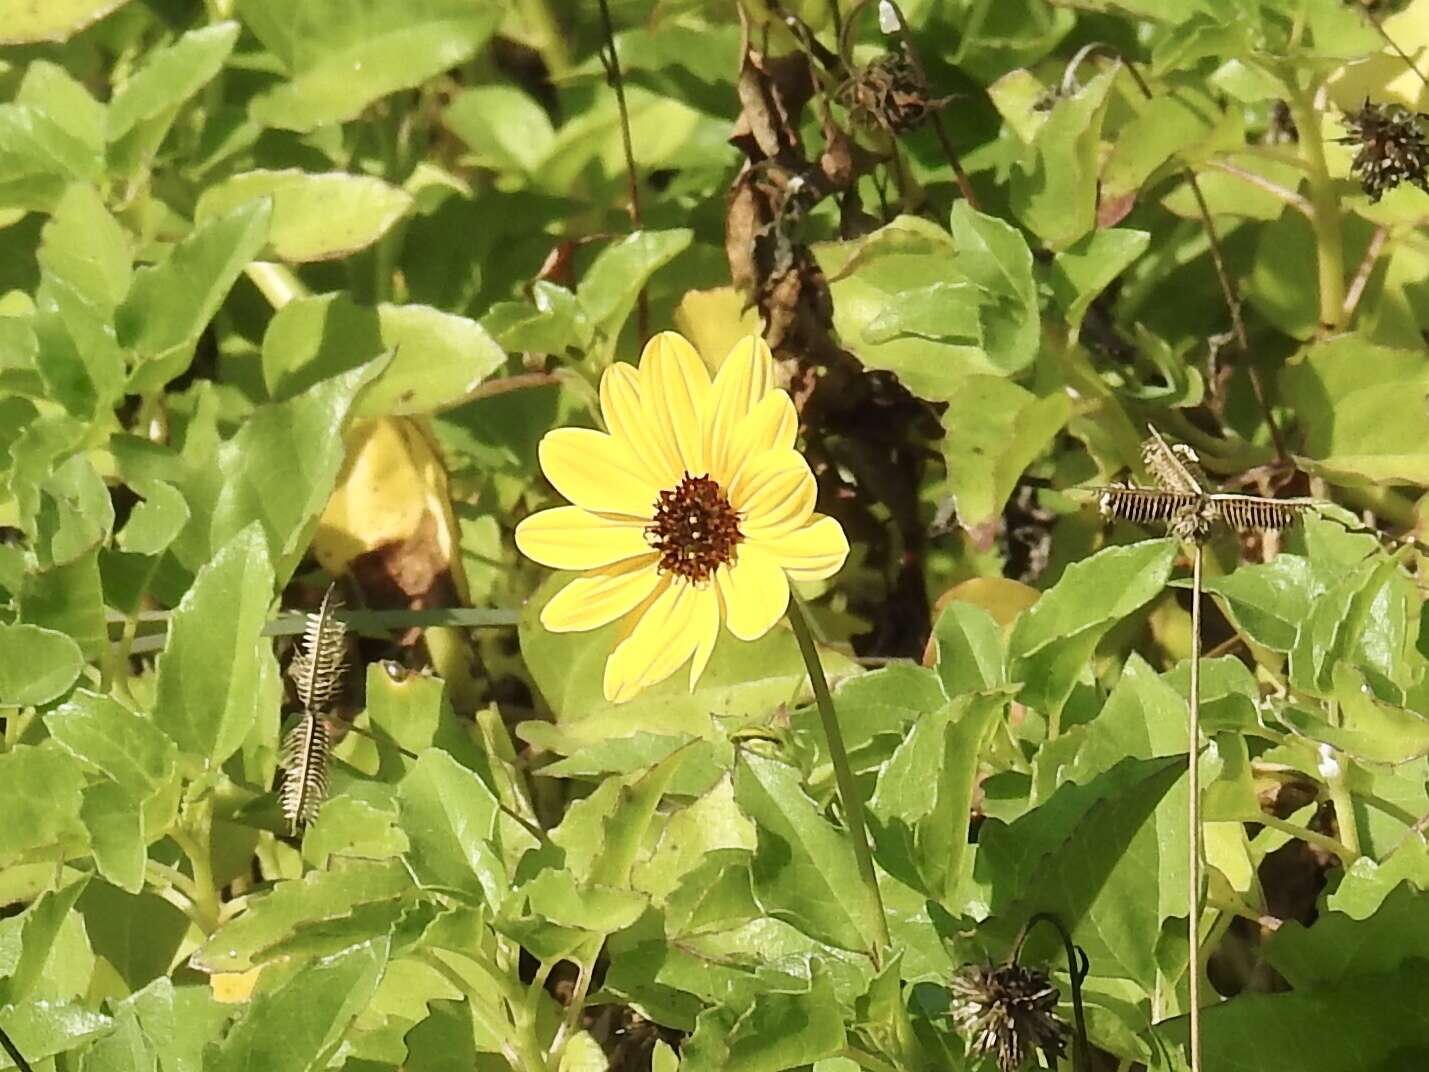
xmin=1188 ymin=543 xmax=1204 ymax=1072
xmin=786 ymin=596 xmax=891 ymax=964
xmin=169 ymin=821 xmax=221 ymax=936
xmin=1285 ymin=82 xmax=1346 ymax=334
xmin=0 ymin=1025 xmax=33 ymax=1072
xmin=1011 ymin=912 xmax=1091 ymax=1072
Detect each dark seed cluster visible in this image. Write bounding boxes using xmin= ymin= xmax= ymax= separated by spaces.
xmin=1339 ymin=99 xmax=1429 ymax=203
xmin=948 ymin=962 xmax=1069 ymax=1072
xmin=645 ymin=473 xmax=743 ymax=584
xmin=842 ymin=47 xmax=938 ymax=134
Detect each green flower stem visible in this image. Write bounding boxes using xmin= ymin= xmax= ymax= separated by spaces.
xmin=1257 ymin=814 xmax=1358 ymax=865
xmin=1187 ymin=544 xmax=1204 ymax=1072
xmin=1285 ymin=82 xmax=1346 ymax=333
xmin=786 ymin=596 xmax=892 ymax=964
xmin=244 ymin=261 xmax=308 ymax=310
xmin=169 ymin=821 xmax=221 ymax=935
xmin=1325 ymin=760 xmax=1362 ymax=858
xmin=421 ymin=951 xmax=550 ymax=1072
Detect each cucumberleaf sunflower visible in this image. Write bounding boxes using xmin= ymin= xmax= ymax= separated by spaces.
xmin=516 ymin=331 xmax=850 ymax=703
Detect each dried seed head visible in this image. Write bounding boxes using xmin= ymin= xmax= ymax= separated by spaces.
xmin=279 ymin=712 xmax=332 ymax=834
xmin=290 ymin=585 xmax=349 ymax=713
xmin=842 ymin=48 xmax=937 ymax=134
xmin=1338 ymin=99 xmax=1429 ymax=203
xmin=948 ymin=962 xmax=1070 ymax=1072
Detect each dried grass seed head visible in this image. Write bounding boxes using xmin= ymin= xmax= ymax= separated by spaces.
xmin=948 ymin=962 xmax=1070 ymax=1072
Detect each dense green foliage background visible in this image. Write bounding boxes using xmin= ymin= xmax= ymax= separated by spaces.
xmin=2 ymin=0 xmax=1429 ymax=1070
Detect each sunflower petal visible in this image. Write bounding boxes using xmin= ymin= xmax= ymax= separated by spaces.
xmin=640 ymin=332 xmax=710 ymax=476
xmin=602 ymin=581 xmax=708 ymax=702
xmin=717 ymin=546 xmax=790 ymax=641
xmin=687 ymin=582 xmax=722 ymax=690
xmin=706 ymin=335 xmax=775 ymax=480
xmin=756 ymin=514 xmax=849 ymax=581
xmin=600 ymin=362 xmax=681 ymax=487
xmin=515 ymin=507 xmax=653 ymax=571
xmin=722 ymin=390 xmax=798 ymax=487
xmin=538 ymin=428 xmax=661 ymax=519
xmin=730 ymin=449 xmax=818 ymax=537
xmin=540 ymin=558 xmax=663 ymax=632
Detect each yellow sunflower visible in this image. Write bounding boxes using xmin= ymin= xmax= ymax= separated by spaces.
xmin=515 ymin=331 xmax=850 ymax=703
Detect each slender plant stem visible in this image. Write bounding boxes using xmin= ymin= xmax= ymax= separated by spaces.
xmin=1342 ymin=225 xmax=1388 ymax=322
xmin=1285 ymin=82 xmax=1346 ymax=333
xmin=1257 ymin=814 xmax=1359 ymax=865
xmin=1187 ymin=543 xmax=1204 ymax=1072
xmin=169 ymin=822 xmax=221 ymax=935
xmin=0 ymin=1025 xmax=33 ymax=1072
xmin=786 ymin=596 xmax=891 ymax=963
xmin=1013 ymin=913 xmax=1091 ymax=1072
xmin=596 ymin=0 xmax=648 ymax=342
xmin=1326 ymin=765 xmax=1362 ymax=858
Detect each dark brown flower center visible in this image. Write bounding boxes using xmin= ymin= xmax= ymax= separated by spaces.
xmin=645 ymin=473 xmax=742 ymax=584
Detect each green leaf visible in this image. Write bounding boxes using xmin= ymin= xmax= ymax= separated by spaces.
xmin=117 ymin=200 xmax=271 ymax=391
xmin=1268 ymin=883 xmax=1429 ymax=987
xmin=18 ymin=550 xmax=106 ymax=659
xmin=193 ymin=861 xmax=413 ymax=973
xmin=15 ymin=63 xmax=104 ymax=157
xmin=397 ymin=749 xmax=505 ymax=904
xmin=576 ymin=230 xmax=694 ymax=345
xmin=0 ymin=622 xmax=83 ymax=706
xmin=695 ymin=963 xmax=846 ymax=1072
xmin=196 ymin=170 xmax=412 ymax=263
xmin=869 ymin=695 xmax=1002 ymax=901
xmin=118 ymin=479 xmax=190 ymax=556
xmin=0 ymin=1001 xmax=110 ymax=1069
xmin=105 ymin=23 xmax=238 ymax=143
xmin=1008 ymin=539 xmax=1177 ymax=719
xmin=1049 ymin=229 xmax=1151 ymax=337
xmin=83 ymin=779 xmax=147 ymax=893
xmin=207 ymin=937 xmax=389 ymax=1072
xmin=152 ymin=524 xmax=275 ymax=765
xmin=0 ymin=745 xmax=86 ymax=863
xmin=976 ymin=754 xmax=1185 ymax=991
xmin=0 ymin=0 xmax=131 ymax=45
xmin=734 ymin=752 xmax=884 ymax=954
xmin=261 ymin=293 xmax=505 ymax=416
xmin=239 ymin=0 xmax=502 ymax=131
xmin=46 ymin=690 xmax=177 ymax=800
xmin=0 ymin=102 xmax=102 ymax=212
xmin=1280 ymin=333 xmax=1429 ymax=486
xmin=1005 ymin=67 xmax=1116 ymax=248
xmin=444 ymin=86 xmax=556 ymax=175
xmin=0 ymin=878 xmax=87 ymax=1007
xmin=174 ymin=360 xmax=382 ymax=575
xmin=929 ymin=601 xmax=1005 ymax=697
xmin=1101 ymin=94 xmax=1218 ymax=201
xmin=941 ymin=376 xmax=1070 ymax=531
xmin=1197 ymin=554 xmax=1313 ymax=652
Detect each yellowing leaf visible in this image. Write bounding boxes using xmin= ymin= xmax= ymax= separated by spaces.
xmin=672 ymin=287 xmax=762 ymax=375
xmin=211 ymin=966 xmax=263 ymax=1004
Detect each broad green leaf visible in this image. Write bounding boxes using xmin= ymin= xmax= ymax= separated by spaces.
xmin=0 ymin=1001 xmax=110 ymax=1069
xmin=196 ymin=170 xmax=412 ymax=263
xmin=83 ymin=779 xmax=146 ymax=892
xmin=397 ymin=749 xmax=505 ymax=904
xmin=193 ymin=861 xmax=413 ymax=973
xmin=1005 ymin=67 xmax=1116 ymax=248
xmin=1326 ymin=842 xmax=1429 ymax=919
xmin=1101 ymin=94 xmax=1219 ymax=200
xmin=0 ymin=0 xmax=131 ymax=44
xmin=174 ymin=359 xmax=382 ymax=575
xmin=1008 ymin=539 xmax=1177 ymax=719
xmin=38 ymin=453 xmax=113 ymax=565
xmin=1280 ymin=334 xmax=1429 ymax=486
xmin=862 ymin=282 xmax=983 ymax=345
xmin=0 ymin=878 xmax=87 ymax=1007
xmin=869 ymin=695 xmax=1002 ymax=902
xmin=1197 ymin=554 xmax=1313 ymax=652
xmin=929 ymin=601 xmax=1005 ymax=697
xmin=0 ymin=103 xmax=102 ymax=212
xmin=734 ymin=752 xmax=884 ymax=954
xmin=117 ymin=479 xmax=190 ymax=556
xmin=976 ymin=754 xmax=1184 ymax=990
xmin=519 ymin=870 xmax=647 ymax=935
xmin=105 ymin=23 xmax=238 ymax=142
xmin=117 ymin=200 xmax=271 ymax=391
xmin=45 ymin=690 xmax=177 ymax=800
xmin=444 ymin=86 xmax=556 ymax=175
xmin=1279 ymin=666 xmax=1429 ymax=764
xmin=948 ymin=202 xmax=1041 ymax=374
xmin=1268 ymin=883 xmax=1429 ymax=987
xmin=691 ymin=963 xmax=846 ymax=1072
xmin=0 ymin=745 xmax=86 ymax=862
xmin=0 ymin=622 xmax=83 ymax=706
xmin=941 ymin=376 xmax=1070 ymax=530
xmin=590 ymin=745 xmax=692 ymax=888
xmin=152 ymin=524 xmax=275 ymax=765
xmin=1049 ymin=229 xmax=1151 ymax=337
xmin=18 ymin=550 xmax=106 ymax=659
xmin=1167 ymin=964 xmax=1429 ymax=1072
xmin=73 ymin=883 xmax=189 ymax=993
xmin=207 ymin=937 xmax=389 ymax=1072
xmin=239 ymin=0 xmax=502 ymax=131
xmin=576 ymin=229 xmax=694 ymax=344
xmin=633 ymin=775 xmax=756 ymax=901
xmin=16 ymin=63 xmax=104 ymax=157
xmin=261 ymin=293 xmax=504 ymax=416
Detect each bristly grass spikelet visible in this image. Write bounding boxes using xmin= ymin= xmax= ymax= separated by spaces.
xmin=290 ymin=584 xmax=349 ymax=714
xmin=279 ymin=584 xmax=350 ymax=834
xmin=279 ymin=712 xmax=332 ymax=834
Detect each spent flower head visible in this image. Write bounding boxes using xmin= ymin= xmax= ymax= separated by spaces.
xmin=1339 ymin=99 xmax=1429 ymax=203
xmin=948 ymin=962 xmax=1070 ymax=1072
xmin=516 ymin=331 xmax=849 ymax=703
